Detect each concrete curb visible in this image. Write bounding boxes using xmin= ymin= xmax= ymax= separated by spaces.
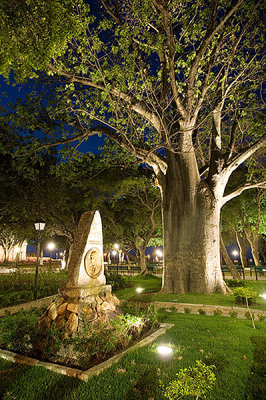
xmin=0 ymin=295 xmax=57 ymax=318
xmin=150 ymin=301 xmax=266 ymax=319
xmin=0 ymin=323 xmax=173 ymax=381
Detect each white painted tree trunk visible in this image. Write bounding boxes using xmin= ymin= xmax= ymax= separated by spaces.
xmin=158 ymin=152 xmax=227 ymax=294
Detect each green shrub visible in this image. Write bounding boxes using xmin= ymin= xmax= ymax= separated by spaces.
xmin=258 ymin=314 xmax=266 ymax=321
xmin=0 ymin=271 xmax=68 ymax=307
xmin=163 ymin=360 xmax=216 ymax=400
xmin=184 ymin=307 xmax=191 ymax=314
xmin=72 ymin=313 xmax=149 ymax=367
xmin=0 ymin=310 xmax=41 ymax=353
xmin=225 ymin=279 xmax=246 ymax=288
xmin=233 ymin=287 xmax=257 ymax=305
xmin=121 ymin=303 xmax=159 ymax=327
xmin=213 ymin=309 xmax=222 ymax=316
xmin=106 ymin=273 xmax=129 ymax=290
xmin=198 ymin=308 xmax=206 ymax=315
xmin=229 ymin=310 xmax=238 ymax=318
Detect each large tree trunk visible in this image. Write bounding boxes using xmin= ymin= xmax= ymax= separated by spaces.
xmin=139 ymin=245 xmax=147 ymax=274
xmin=235 ymin=231 xmax=249 ymax=269
xmin=158 ymin=152 xmax=227 ymax=294
xmin=245 ymin=230 xmax=261 ymax=266
xmin=220 ymin=234 xmax=241 ymax=280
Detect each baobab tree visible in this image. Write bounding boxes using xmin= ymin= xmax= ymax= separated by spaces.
xmin=0 ymin=0 xmax=265 ymax=293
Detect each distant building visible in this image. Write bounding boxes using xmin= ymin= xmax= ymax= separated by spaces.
xmin=0 ymin=241 xmax=27 ymax=262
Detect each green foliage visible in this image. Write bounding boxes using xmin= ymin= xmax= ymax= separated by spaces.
xmin=229 ymin=310 xmax=238 ymax=318
xmin=106 ymin=273 xmax=130 ymax=291
xmin=198 ymin=309 xmax=206 ymax=315
xmin=245 ymin=336 xmax=266 ymax=400
xmin=0 ymin=309 xmax=41 ymax=352
xmin=0 ymin=312 xmax=265 ymax=400
xmin=213 ymin=309 xmax=222 ymax=316
xmin=0 ymin=271 xmax=67 ymax=307
xmin=233 ymin=287 xmax=258 ymax=306
xmin=73 ymin=313 xmax=149 ymax=367
xmin=0 ymin=0 xmax=85 ymax=81
xmin=184 ymin=308 xmax=191 ymax=314
xmin=226 ymin=279 xmax=246 ymax=288
xmin=163 ymin=360 xmax=216 ymax=400
xmin=120 ymin=303 xmax=159 ymax=328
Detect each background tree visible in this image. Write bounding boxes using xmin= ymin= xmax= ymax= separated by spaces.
xmin=57 ymin=153 xmax=162 ymax=272
xmin=0 ymin=0 xmax=265 ymax=293
xmin=221 ymin=189 xmax=266 ymax=267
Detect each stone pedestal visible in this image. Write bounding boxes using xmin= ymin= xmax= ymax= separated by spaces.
xmin=38 ymin=211 xmax=120 ymax=337
xmin=39 ymin=285 xmax=120 ymax=336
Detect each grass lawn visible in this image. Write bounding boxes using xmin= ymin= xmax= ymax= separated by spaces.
xmin=115 ymin=275 xmax=266 ymax=311
xmin=0 ymin=271 xmax=68 ymax=308
xmin=0 ymin=311 xmax=265 ymax=400
xmin=0 ymin=274 xmax=265 ymax=399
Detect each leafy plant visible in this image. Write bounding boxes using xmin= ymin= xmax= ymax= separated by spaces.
xmin=163 ymin=360 xmax=216 ymax=400
xmin=225 ymin=279 xmax=246 ymax=288
xmin=229 ymin=310 xmax=238 ymax=318
xmin=106 ymin=273 xmax=130 ymax=291
xmin=198 ymin=309 xmax=206 ymax=315
xmin=0 ymin=310 xmax=40 ymax=353
xmin=184 ymin=308 xmax=191 ymax=314
xmin=233 ymin=288 xmax=257 ymax=306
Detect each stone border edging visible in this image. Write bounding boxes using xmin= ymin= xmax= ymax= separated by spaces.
xmin=0 ymin=323 xmax=173 ymax=381
xmin=150 ymin=301 xmax=266 ymax=319
xmin=0 ymin=295 xmax=57 ymax=317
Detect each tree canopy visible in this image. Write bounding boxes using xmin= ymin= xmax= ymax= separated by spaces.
xmin=0 ymin=0 xmax=265 ymax=293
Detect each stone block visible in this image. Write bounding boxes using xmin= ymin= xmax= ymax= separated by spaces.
xmin=48 ymin=303 xmax=57 ymax=320
xmin=57 ymin=302 xmax=68 ymax=315
xmin=55 ymin=315 xmax=66 ymax=330
xmin=65 ymin=313 xmax=79 ymax=335
xmin=85 ymin=309 xmax=97 ymax=322
xmin=67 ymin=303 xmax=79 ymax=314
xmin=101 ymin=301 xmax=115 ymax=311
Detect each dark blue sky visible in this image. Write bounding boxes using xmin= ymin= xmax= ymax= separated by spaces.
xmin=0 ymin=75 xmax=105 ymax=154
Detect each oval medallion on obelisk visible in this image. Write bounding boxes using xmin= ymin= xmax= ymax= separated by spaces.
xmin=84 ymin=247 xmax=103 ymax=279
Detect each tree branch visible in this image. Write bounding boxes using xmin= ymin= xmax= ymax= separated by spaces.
xmin=222 ymin=181 xmax=266 ymax=205
xmin=223 ymin=134 xmax=266 ymax=176
xmin=48 ymin=65 xmax=162 ymax=132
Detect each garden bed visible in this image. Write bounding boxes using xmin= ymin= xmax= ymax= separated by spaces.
xmin=0 ymin=304 xmax=161 ymax=371
xmin=0 ymin=323 xmax=173 ymax=381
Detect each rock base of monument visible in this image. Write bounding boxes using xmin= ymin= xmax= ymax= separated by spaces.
xmin=38 ymin=285 xmax=120 ymax=336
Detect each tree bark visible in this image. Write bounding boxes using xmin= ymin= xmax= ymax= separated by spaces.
xmin=220 ymin=234 xmax=241 ymax=280
xmin=245 ymin=230 xmax=261 ymax=266
xmin=139 ymin=245 xmax=147 ymax=274
xmin=235 ymin=231 xmax=249 ymax=269
xmin=158 ymin=152 xmax=227 ymax=294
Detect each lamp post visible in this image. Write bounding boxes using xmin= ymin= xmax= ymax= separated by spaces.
xmin=34 ymin=221 xmax=45 ymax=300
xmin=113 ymin=243 xmax=119 ymax=273
xmin=155 ymin=249 xmax=163 ymax=263
xmin=112 ymin=250 xmax=119 ymax=273
xmin=47 ymin=242 xmax=55 ymax=269
xmin=232 ymin=249 xmax=239 ymax=263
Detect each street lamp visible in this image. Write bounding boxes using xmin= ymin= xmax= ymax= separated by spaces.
xmin=112 ymin=250 xmax=119 ymax=273
xmin=156 ymin=249 xmax=163 ymax=262
xmin=34 ymin=221 xmax=45 ymax=300
xmin=47 ymin=242 xmax=55 ymax=269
